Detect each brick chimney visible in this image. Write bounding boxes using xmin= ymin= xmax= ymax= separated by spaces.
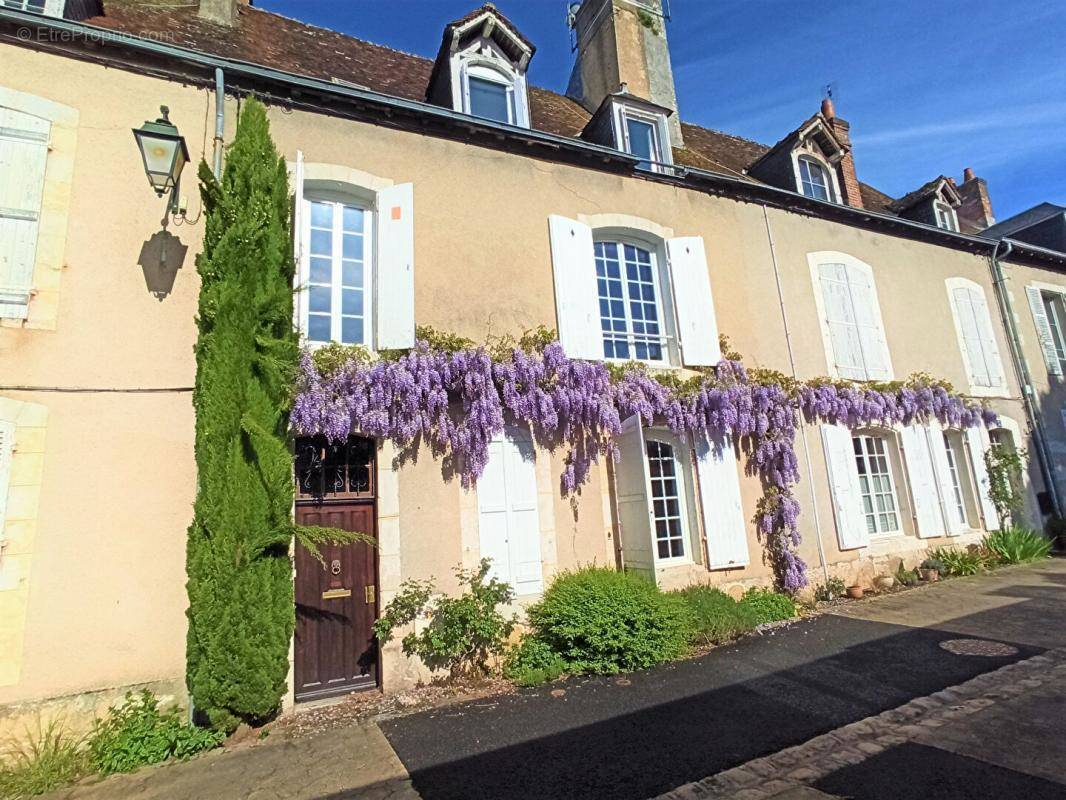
xmin=567 ymin=0 xmax=683 ymax=147
xmin=199 ymin=0 xmax=241 ymax=26
xmin=956 ymin=167 xmax=995 ymax=232
xmin=820 ymin=97 xmax=863 ymax=209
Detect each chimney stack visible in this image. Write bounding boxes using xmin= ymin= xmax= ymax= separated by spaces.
xmin=956 ymin=168 xmax=995 ymax=232
xmin=567 ymin=0 xmax=683 ymax=147
xmin=822 ymin=101 xmax=863 ymax=209
xmin=198 ymin=0 xmax=238 ymax=26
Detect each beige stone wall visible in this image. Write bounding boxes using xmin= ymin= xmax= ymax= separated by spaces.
xmin=1 ymin=40 xmax=1050 ymax=708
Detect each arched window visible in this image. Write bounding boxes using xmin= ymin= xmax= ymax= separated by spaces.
xmin=463 ymin=63 xmax=517 ymax=125
xmin=301 ymin=194 xmax=373 ymax=346
xmin=798 ymin=156 xmax=833 ymax=201
xmin=594 ymin=239 xmax=668 ymax=362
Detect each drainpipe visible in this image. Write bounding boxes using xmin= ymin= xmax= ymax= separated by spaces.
xmin=212 ymin=67 xmax=225 ymax=178
xmin=988 ymin=239 xmax=1063 ymax=518
xmin=762 ymin=206 xmax=831 ymax=583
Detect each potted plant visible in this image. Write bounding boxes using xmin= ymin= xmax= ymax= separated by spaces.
xmin=873 ymin=574 xmax=896 ymax=591
xmin=845 ymin=584 xmax=864 ymax=599
xmin=920 ymin=558 xmax=944 ymax=582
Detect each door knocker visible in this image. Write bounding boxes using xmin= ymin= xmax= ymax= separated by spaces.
xmin=330 ymin=559 xmax=342 ymax=576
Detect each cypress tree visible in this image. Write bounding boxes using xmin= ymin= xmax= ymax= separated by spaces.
xmin=186 ymin=99 xmax=301 ymax=731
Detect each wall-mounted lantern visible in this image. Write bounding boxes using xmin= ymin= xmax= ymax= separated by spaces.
xmin=132 ymin=105 xmax=189 ymax=213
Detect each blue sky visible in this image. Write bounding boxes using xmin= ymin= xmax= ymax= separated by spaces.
xmin=259 ymin=0 xmax=1066 ymax=220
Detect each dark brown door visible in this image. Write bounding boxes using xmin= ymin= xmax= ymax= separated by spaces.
xmin=294 ymin=436 xmax=379 ymax=701
xmin=294 ymin=503 xmax=377 ymax=699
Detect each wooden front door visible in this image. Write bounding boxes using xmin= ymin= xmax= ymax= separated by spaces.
xmin=294 ymin=436 xmax=378 ymax=701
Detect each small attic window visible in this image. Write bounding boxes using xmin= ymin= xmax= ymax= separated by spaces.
xmin=935 ymin=201 xmax=958 ymax=232
xmin=464 ymin=64 xmax=517 ymax=124
xmin=612 ymin=102 xmax=671 ymax=172
xmin=798 ymin=156 xmax=834 ymax=202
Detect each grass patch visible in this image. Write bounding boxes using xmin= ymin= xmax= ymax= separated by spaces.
xmin=0 ymin=720 xmax=88 ymax=800
xmin=982 ymin=528 xmax=1051 ymax=565
xmin=671 ymin=586 xmax=759 ymax=646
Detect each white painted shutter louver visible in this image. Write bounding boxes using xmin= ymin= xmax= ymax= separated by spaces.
xmin=970 ymin=289 xmax=1005 ymax=388
xmin=547 ymin=215 xmax=602 ymax=360
xmin=375 ymin=183 xmax=415 ymax=349
xmin=667 ymin=236 xmax=722 ymax=366
xmin=847 ymin=265 xmax=891 ymax=380
xmin=819 ymin=263 xmax=866 ymax=380
xmin=615 ymin=415 xmax=655 ymax=575
xmin=0 ymin=107 xmax=50 ymax=320
xmin=1026 ymin=286 xmax=1063 ymax=376
xmin=694 ymin=433 xmax=749 ymax=569
xmin=821 ymin=424 xmax=869 ymax=550
xmin=901 ymin=425 xmax=946 ymax=538
xmin=0 ymin=421 xmax=13 ymax=544
xmin=952 ymin=287 xmax=990 ymax=387
xmin=966 ymin=425 xmax=1001 ymax=531
xmin=927 ymin=426 xmax=966 ymax=535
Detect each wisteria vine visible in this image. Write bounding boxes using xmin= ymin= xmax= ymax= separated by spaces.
xmin=292 ymin=331 xmax=997 ymax=592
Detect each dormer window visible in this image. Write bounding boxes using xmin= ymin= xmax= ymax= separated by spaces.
xmin=464 ymin=64 xmax=517 ymax=124
xmin=618 ymin=107 xmax=666 ymax=169
xmin=427 ymin=6 xmax=534 ymax=129
xmin=798 ymin=156 xmax=833 ymax=202
xmin=935 ymin=201 xmax=958 ymax=232
xmin=578 ymin=90 xmax=673 ymax=172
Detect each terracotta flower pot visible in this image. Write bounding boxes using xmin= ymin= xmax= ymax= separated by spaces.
xmin=921 ymin=569 xmax=940 ymax=582
xmin=845 ymin=585 xmax=864 ymax=599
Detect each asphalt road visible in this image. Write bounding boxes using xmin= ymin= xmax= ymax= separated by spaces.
xmin=381 ymin=572 xmax=1060 ymax=800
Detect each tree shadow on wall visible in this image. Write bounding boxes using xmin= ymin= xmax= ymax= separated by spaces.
xmin=138 ymin=229 xmax=188 ymax=300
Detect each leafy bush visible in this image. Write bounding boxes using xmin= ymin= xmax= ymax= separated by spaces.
xmin=503 ymin=636 xmax=568 ymax=687
xmin=928 ymin=547 xmax=988 ymax=577
xmin=920 ymin=557 xmax=945 ymax=574
xmin=526 ymin=567 xmax=692 ymax=675
xmin=895 ymin=563 xmax=919 ymax=587
xmin=86 ymin=691 xmax=222 ymax=776
xmin=672 ymin=586 xmax=758 ymax=645
xmin=983 ymin=528 xmax=1052 ymax=565
xmin=984 ymin=444 xmax=1027 ymax=527
xmin=814 ymin=576 xmax=847 ymax=601
xmin=374 ymin=559 xmax=516 ymax=677
xmin=0 ymin=720 xmax=87 ymax=799
xmin=739 ymin=587 xmax=796 ymax=624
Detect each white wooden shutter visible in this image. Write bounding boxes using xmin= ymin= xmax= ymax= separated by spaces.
xmin=615 ymin=415 xmax=654 ymax=575
xmin=901 ymin=425 xmax=945 ymax=538
xmin=477 ymin=431 xmax=544 ymax=596
xmin=951 ymin=286 xmax=991 ymax=387
xmin=821 ymin=424 xmax=868 ymax=550
xmin=375 ymin=183 xmax=415 ymax=349
xmin=928 ymin=426 xmax=966 ymax=535
xmin=965 ymin=425 xmax=1001 ymax=531
xmin=846 ymin=264 xmax=891 ymax=380
xmin=547 ymin=215 xmax=601 ymax=360
xmin=1026 ymin=286 xmax=1063 ymax=376
xmin=694 ymin=433 xmax=749 ymax=569
xmin=666 ymin=236 xmax=722 ymax=366
xmin=819 ymin=263 xmax=866 ymax=380
xmin=970 ymin=289 xmax=1005 ymax=388
xmin=0 ymin=107 xmax=50 ymax=320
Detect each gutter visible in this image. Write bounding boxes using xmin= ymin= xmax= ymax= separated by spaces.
xmin=987 ymin=239 xmax=1063 ymax=519
xmin=5 ymin=8 xmax=1066 ymax=270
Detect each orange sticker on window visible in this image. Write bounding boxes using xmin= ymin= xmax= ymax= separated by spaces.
xmin=391 ymin=206 xmax=402 ymax=221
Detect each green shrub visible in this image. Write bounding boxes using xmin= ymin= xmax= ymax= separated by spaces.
xmin=895 ymin=563 xmax=919 ymax=586
xmin=526 ymin=567 xmax=692 ymax=675
xmin=928 ymin=547 xmax=988 ymax=577
xmin=983 ymin=528 xmax=1052 ymax=565
xmin=739 ymin=587 xmax=796 ymax=624
xmin=374 ymin=559 xmax=516 ymax=677
xmin=86 ymin=691 xmax=222 ymax=776
xmin=0 ymin=720 xmax=87 ymax=799
xmin=814 ymin=576 xmax=847 ymax=601
xmin=672 ymin=586 xmax=758 ymax=645
xmin=920 ymin=557 xmax=945 ymax=574
xmin=503 ymin=636 xmax=568 ymax=687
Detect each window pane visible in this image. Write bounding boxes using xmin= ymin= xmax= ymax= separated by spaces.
xmin=342 ymin=316 xmax=364 ymax=344
xmin=309 ymin=257 xmax=331 ymax=285
xmin=310 ymin=201 xmax=332 ymax=228
xmin=310 ymin=229 xmax=332 ymax=256
xmin=343 ymin=261 xmax=364 ymax=288
xmin=342 ymin=205 xmax=364 ymax=233
xmin=307 ymin=314 xmax=331 ymax=342
xmin=342 ymin=234 xmax=363 ymax=260
xmin=342 ymin=288 xmax=363 ymax=316
xmin=309 ymin=285 xmax=331 ymax=313
xmin=625 ymin=117 xmax=658 ymax=166
xmin=469 ymin=76 xmax=512 ymax=123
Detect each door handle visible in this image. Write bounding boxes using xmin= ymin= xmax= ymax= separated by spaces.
xmin=365 ymin=585 xmax=376 ymax=604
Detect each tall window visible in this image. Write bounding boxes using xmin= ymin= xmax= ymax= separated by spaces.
xmin=935 ymin=202 xmax=958 ymax=231
xmin=595 ymin=241 xmax=665 ymax=361
xmin=465 ymin=66 xmax=516 ymax=124
xmin=303 ymin=198 xmax=371 ymax=346
xmin=853 ymin=434 xmax=901 ymax=536
xmin=942 ymin=432 xmax=967 ymax=524
xmin=1042 ymin=291 xmax=1066 ymax=371
xmin=647 ymin=439 xmax=687 ymax=559
xmin=798 ymin=156 xmax=832 ymax=201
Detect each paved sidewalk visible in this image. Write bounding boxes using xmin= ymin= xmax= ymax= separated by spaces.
xmin=41 ymin=720 xmax=418 ymax=800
